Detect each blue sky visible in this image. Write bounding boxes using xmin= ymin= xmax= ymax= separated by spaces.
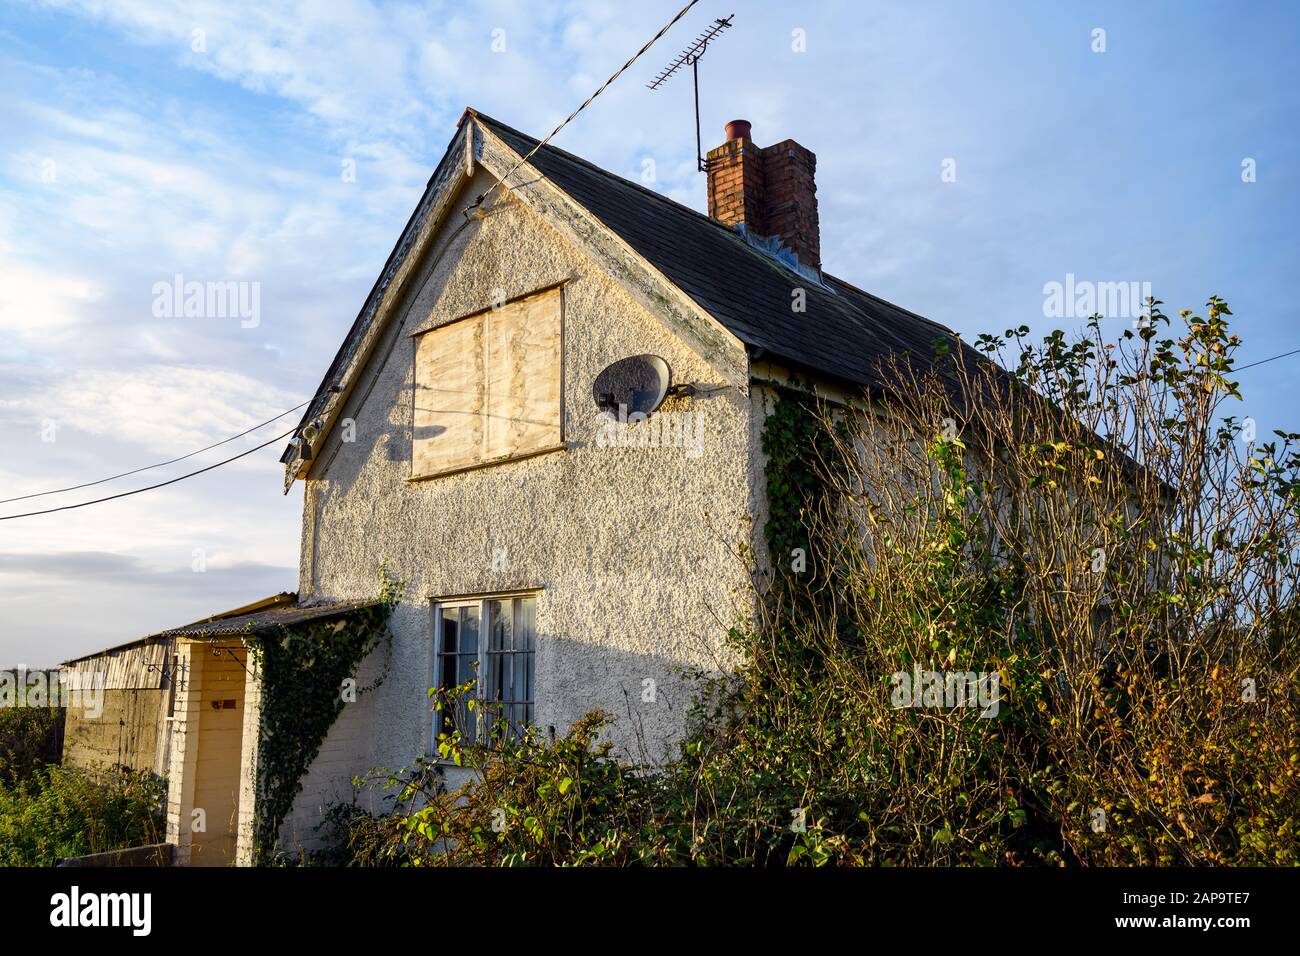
xmin=1 ymin=0 xmax=1297 ymax=665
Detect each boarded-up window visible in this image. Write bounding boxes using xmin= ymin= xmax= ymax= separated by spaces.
xmin=413 ymin=287 xmax=562 ymax=478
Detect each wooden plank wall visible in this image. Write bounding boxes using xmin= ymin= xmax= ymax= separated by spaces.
xmin=61 ymin=639 xmax=175 ymax=775
xmin=64 ymin=640 xmax=171 ymax=691
xmin=413 ymin=286 xmax=562 ymax=477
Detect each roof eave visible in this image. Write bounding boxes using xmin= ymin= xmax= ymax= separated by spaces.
xmin=280 ymin=119 xmax=480 ymax=490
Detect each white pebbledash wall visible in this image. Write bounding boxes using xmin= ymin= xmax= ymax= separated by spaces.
xmin=272 ymin=170 xmax=761 ymax=855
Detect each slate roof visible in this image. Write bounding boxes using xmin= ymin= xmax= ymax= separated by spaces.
xmin=474 ymin=112 xmax=959 ymax=391
xmin=456 ymin=126 xmax=1171 ymax=492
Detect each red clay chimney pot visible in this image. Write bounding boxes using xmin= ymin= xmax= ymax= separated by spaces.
xmin=724 ymin=119 xmax=752 ymax=142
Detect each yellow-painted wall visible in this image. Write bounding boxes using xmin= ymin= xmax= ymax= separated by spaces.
xmin=187 ymin=646 xmax=248 ymax=867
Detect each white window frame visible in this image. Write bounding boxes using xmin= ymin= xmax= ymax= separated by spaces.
xmin=431 ymin=593 xmax=537 ymax=750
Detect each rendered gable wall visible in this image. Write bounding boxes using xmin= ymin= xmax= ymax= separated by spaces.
xmin=275 ymin=168 xmax=757 ymax=854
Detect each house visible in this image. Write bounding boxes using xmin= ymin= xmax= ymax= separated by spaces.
xmin=67 ymin=109 xmax=961 ymax=865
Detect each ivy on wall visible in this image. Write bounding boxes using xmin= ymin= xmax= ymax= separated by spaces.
xmin=759 ymin=384 xmax=845 ymax=596
xmin=247 ymin=572 xmax=399 ymax=863
xmin=753 ymin=382 xmax=857 ymax=679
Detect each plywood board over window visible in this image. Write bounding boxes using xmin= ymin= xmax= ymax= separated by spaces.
xmin=413 ymin=286 xmax=563 ymax=478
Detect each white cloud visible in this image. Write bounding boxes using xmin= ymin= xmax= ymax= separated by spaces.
xmin=14 ymin=364 xmax=299 ymax=451
xmin=0 ymin=259 xmax=104 ymax=346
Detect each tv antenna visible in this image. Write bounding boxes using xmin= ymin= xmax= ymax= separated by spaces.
xmin=647 ymin=14 xmax=734 ymax=172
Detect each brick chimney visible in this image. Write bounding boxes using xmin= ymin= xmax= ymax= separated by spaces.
xmin=707 ymin=120 xmax=820 ymax=271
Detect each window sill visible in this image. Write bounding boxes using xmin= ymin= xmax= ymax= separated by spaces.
xmin=406 ymin=443 xmax=566 ymax=483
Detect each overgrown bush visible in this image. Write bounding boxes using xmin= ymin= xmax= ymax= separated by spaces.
xmin=0 ymin=705 xmax=64 ymax=787
xmin=0 ymin=765 xmax=165 ymax=866
xmin=324 ymin=298 xmax=1297 ymax=866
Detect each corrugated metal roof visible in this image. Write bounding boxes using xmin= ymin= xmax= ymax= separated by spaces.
xmin=154 ymin=597 xmax=380 ymax=639
xmin=61 ymin=594 xmax=380 ymax=665
xmin=62 ymin=640 xmax=170 ymax=690
xmin=62 ymin=635 xmax=174 ymax=668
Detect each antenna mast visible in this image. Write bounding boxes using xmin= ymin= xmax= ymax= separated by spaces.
xmin=647 ymin=15 xmax=735 ymax=172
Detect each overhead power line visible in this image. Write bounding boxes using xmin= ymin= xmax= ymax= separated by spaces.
xmin=0 ymin=388 xmax=334 ymax=506
xmin=0 ymin=425 xmax=298 ymax=521
xmin=466 ymin=0 xmax=702 ymax=216
xmin=1237 ymin=346 xmax=1300 ymax=372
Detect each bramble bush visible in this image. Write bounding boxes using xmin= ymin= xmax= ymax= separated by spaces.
xmin=324 ymin=298 xmax=1298 ymax=866
xmin=0 ymin=765 xmax=165 ymax=866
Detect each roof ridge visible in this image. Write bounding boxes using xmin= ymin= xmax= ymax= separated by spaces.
xmin=471 ymin=110 xmax=739 ymax=236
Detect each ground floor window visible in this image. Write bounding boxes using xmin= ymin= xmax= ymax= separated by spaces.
xmin=434 ymin=594 xmax=536 ymax=747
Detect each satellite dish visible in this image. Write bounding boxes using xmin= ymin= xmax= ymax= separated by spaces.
xmin=593 ymin=354 xmax=672 ymax=416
